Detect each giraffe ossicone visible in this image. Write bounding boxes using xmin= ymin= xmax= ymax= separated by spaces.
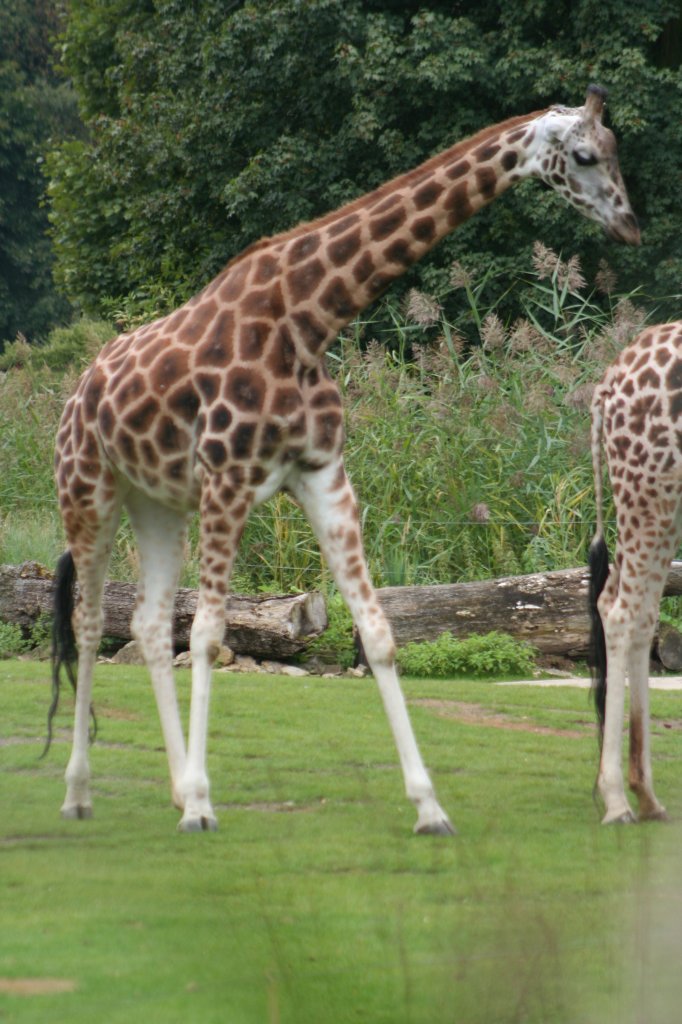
xmin=589 ymin=323 xmax=682 ymax=825
xmin=51 ymin=86 xmax=638 ymax=834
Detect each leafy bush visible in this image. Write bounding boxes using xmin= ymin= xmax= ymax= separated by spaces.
xmin=396 ymin=631 xmax=537 ymax=679
xmin=34 ymin=319 xmax=115 ymax=371
xmin=304 ymin=593 xmax=355 ymax=669
xmin=0 ymin=319 xmax=114 ymax=372
xmin=0 ymin=621 xmax=29 ymax=659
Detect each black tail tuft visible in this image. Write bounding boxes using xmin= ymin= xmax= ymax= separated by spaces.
xmin=587 ymin=536 xmax=610 ymax=740
xmin=42 ymin=550 xmax=79 ymax=757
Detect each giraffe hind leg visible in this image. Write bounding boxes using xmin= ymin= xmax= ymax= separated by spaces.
xmin=592 ymin=554 xmax=635 ymax=823
xmin=625 ymin=508 xmax=682 ymax=822
xmin=59 ymin=500 xmax=122 ymax=820
xmin=126 ymin=489 xmax=189 ymax=812
xmin=598 ymin=505 xmax=681 ymax=825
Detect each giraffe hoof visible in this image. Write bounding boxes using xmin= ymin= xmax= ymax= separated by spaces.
xmin=178 ymin=813 xmax=218 ymax=833
xmin=639 ymin=806 xmax=669 ymax=823
xmin=601 ymin=808 xmax=637 ymax=826
xmin=415 ymin=816 xmax=457 ymax=837
xmin=61 ymin=804 xmax=93 ymax=821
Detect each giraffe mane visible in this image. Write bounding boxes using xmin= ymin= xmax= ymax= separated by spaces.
xmin=219 ymin=108 xmax=549 ymax=272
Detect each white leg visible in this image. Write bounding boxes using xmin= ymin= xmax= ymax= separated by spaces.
xmin=62 ymin=505 xmax=121 ymax=820
xmin=626 ymin=516 xmax=681 ymax=822
xmin=126 ymin=490 xmax=189 ymax=810
xmin=178 ymin=593 xmax=224 ymax=832
xmin=290 ymin=460 xmax=454 ymax=835
xmin=628 ymin=638 xmax=667 ymax=821
xmin=178 ymin=474 xmax=253 ymax=832
xmin=597 ymin=594 xmax=635 ymax=825
xmin=62 ymin=619 xmax=99 ymax=820
xmin=598 ymin=508 xmax=680 ymax=825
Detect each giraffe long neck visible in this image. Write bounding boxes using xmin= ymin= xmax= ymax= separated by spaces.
xmin=238 ymin=109 xmax=546 ymax=364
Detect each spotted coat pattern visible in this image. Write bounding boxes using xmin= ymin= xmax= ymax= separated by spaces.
xmin=53 ymin=87 xmax=638 ymax=834
xmin=590 ymin=323 xmax=682 ymax=824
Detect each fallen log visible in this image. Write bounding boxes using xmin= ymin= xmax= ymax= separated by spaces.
xmin=374 ymin=561 xmax=682 ymax=659
xmin=4 ymin=559 xmax=682 ymax=663
xmin=654 ymin=622 xmax=682 ymax=671
xmin=0 ymin=562 xmax=327 ymax=659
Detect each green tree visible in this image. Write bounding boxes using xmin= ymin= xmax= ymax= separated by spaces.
xmin=0 ymin=0 xmax=79 ymax=345
xmin=47 ymin=0 xmax=682 ymax=320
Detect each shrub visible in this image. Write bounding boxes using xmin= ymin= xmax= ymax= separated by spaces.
xmin=0 ymin=621 xmax=29 ymax=659
xmin=304 ymin=593 xmax=356 ymax=669
xmin=396 ymin=631 xmax=537 ymax=679
xmin=0 ymin=319 xmax=114 ymax=372
xmin=35 ymin=319 xmax=115 ymax=371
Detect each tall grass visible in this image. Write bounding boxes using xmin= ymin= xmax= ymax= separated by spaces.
xmin=0 ymin=248 xmax=648 ymax=591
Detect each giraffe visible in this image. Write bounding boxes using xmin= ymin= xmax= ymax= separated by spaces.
xmin=51 ymin=84 xmax=639 ymax=834
xmin=589 ymin=323 xmax=682 ymax=825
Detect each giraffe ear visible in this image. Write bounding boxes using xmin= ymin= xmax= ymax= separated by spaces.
xmin=584 ymin=84 xmax=607 ymax=122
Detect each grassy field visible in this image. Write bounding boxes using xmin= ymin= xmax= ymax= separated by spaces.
xmin=2 ymin=660 xmax=682 ymax=1024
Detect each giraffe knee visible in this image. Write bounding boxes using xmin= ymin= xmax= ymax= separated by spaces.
xmin=190 ymin=605 xmax=225 ymax=665
xmin=358 ymin=611 xmax=396 ymax=668
xmin=131 ymin=605 xmax=174 ymax=663
xmin=73 ymin=603 xmax=103 ymax=652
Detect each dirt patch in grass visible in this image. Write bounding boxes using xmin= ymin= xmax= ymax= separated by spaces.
xmin=98 ymin=705 xmax=142 ymax=722
xmin=411 ymin=698 xmax=590 ymax=739
xmin=218 ymin=799 xmax=324 ymax=813
xmin=0 ymin=978 xmax=77 ymax=995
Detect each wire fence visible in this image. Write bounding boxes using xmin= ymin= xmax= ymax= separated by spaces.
xmin=1 ymin=489 xmax=616 ymax=530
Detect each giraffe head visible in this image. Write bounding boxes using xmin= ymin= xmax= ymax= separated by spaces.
xmin=528 ymin=84 xmax=640 ymax=245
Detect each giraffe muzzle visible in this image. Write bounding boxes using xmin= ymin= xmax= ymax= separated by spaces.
xmin=608 ymin=212 xmax=641 ymax=246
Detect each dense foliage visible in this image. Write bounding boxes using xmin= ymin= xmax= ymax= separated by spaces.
xmin=47 ymin=0 xmax=682 ymax=322
xmin=0 ymin=0 xmax=78 ymax=343
xmin=396 ymin=631 xmax=537 ymax=678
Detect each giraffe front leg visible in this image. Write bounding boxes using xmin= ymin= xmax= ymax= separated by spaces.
xmin=290 ymin=460 xmax=454 ymax=836
xmin=177 ymin=592 xmax=222 ymax=833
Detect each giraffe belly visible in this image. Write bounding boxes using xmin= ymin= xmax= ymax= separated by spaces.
xmin=98 ymin=434 xmax=201 ymax=513
xmin=252 ymin=462 xmax=294 ymax=506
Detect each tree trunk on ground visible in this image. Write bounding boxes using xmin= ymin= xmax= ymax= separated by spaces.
xmin=4 ymin=559 xmax=682 ymax=663
xmin=373 ymin=562 xmax=682 ymax=659
xmin=655 ymin=622 xmax=682 ymax=671
xmin=0 ymin=562 xmax=327 ymax=659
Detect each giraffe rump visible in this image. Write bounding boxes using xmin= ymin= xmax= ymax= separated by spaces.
xmin=587 ymin=535 xmax=610 ymax=737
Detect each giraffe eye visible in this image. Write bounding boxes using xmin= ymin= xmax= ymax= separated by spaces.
xmin=573 ymin=149 xmax=598 ymax=167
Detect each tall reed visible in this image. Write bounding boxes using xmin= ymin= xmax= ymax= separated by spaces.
xmin=0 ymin=248 xmax=649 ymax=594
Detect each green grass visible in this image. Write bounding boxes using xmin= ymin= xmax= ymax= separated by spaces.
xmin=2 ymin=661 xmax=682 ymax=1023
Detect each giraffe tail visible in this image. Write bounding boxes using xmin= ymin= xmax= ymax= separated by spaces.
xmin=588 ymin=535 xmax=609 ymax=738
xmin=42 ymin=550 xmax=82 ymax=756
xmin=587 ymin=382 xmax=610 ymax=739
